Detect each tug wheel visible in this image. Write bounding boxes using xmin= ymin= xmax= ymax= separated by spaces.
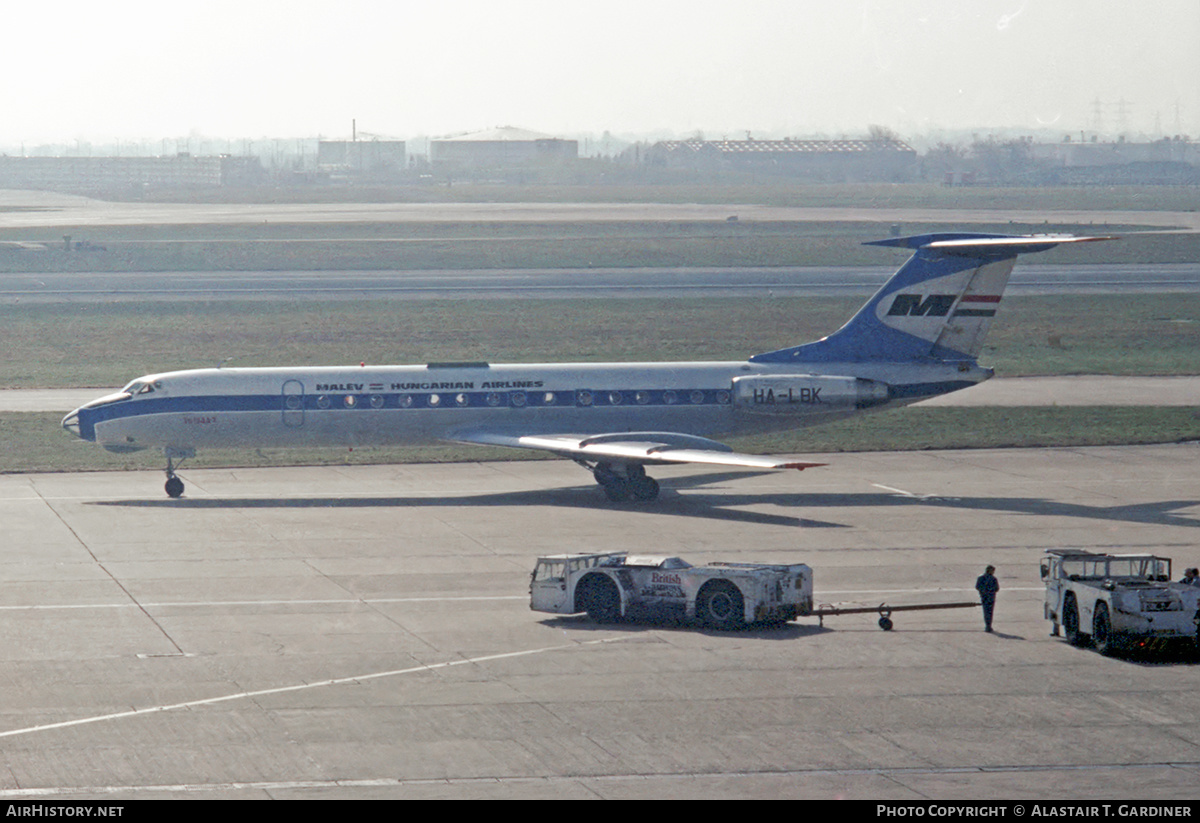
xmin=697 ymin=581 xmax=745 ymax=630
xmin=1064 ymin=594 xmax=1085 ymax=647
xmin=576 ymin=574 xmax=621 ymax=623
xmin=1093 ymin=602 xmax=1117 ymax=656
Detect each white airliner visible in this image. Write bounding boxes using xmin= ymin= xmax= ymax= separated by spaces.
xmin=63 ymin=232 xmax=1109 ymax=500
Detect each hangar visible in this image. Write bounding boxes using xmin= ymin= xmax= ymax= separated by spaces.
xmin=645 ymin=136 xmax=917 ymax=181
xmin=316 ymin=140 xmax=407 ymax=177
xmin=430 ymin=126 xmax=579 ymax=172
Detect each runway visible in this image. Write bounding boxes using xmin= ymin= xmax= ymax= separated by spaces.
xmin=1 ymin=264 xmax=1197 ymax=303
xmin=1 ymin=444 xmax=1198 ymax=799
xmin=2 ymin=190 xmax=1199 ymax=231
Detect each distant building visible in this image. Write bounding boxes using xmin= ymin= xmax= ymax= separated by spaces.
xmin=0 ymin=154 xmax=265 ymax=192
xmin=317 ymin=140 xmax=406 ymax=175
xmin=1029 ymin=137 xmax=1199 ymax=184
xmin=645 ymin=137 xmax=917 ymax=181
xmin=1031 ymin=136 xmax=1199 ymax=167
xmin=430 ymin=127 xmax=578 ymax=171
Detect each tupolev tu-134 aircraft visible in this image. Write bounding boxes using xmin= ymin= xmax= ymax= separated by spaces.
xmin=63 ymin=232 xmax=1110 ymax=500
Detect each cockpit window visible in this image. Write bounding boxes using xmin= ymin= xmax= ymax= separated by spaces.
xmin=120 ymin=380 xmax=157 ymax=396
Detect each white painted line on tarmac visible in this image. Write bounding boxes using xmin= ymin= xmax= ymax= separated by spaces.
xmin=0 ymin=634 xmax=635 ymax=742
xmin=0 ymin=589 xmax=1051 ymax=614
xmin=4 ymin=761 xmax=1199 ymax=799
xmin=0 ymin=595 xmax=528 ymax=612
xmin=870 ymin=482 xmax=946 ymax=500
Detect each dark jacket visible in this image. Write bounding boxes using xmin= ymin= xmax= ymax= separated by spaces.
xmin=975 ymin=573 xmax=999 ymax=602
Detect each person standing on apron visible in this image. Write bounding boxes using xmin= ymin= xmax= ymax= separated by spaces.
xmin=976 ymin=565 xmax=1000 ymax=632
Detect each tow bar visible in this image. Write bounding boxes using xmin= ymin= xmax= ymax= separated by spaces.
xmin=813 ymin=601 xmax=978 ymax=631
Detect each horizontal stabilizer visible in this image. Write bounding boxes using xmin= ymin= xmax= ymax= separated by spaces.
xmin=865 ymin=233 xmax=1117 ymax=254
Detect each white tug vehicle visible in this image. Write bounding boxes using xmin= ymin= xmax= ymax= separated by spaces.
xmin=1042 ymin=550 xmax=1200 ymax=655
xmin=530 ymin=553 xmax=813 ymax=629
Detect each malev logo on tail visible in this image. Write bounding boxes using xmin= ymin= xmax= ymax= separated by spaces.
xmin=886 ymin=294 xmax=956 ymax=317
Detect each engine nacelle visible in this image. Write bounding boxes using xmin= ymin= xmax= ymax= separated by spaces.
xmin=732 ymin=374 xmax=890 ymax=415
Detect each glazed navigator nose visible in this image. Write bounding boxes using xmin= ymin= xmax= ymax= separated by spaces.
xmin=61 ymin=388 xmax=133 ymax=444
xmin=62 ymin=407 xmax=83 ymax=439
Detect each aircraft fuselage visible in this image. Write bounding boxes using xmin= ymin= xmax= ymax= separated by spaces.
xmin=65 ymin=359 xmax=989 ymax=454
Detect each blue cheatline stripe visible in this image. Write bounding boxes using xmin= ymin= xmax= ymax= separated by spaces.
xmin=81 ymin=388 xmax=738 ymax=428
xmin=77 ymin=381 xmax=978 ymax=439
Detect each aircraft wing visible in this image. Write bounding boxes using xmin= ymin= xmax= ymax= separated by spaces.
xmin=451 ymin=430 xmax=826 ymax=471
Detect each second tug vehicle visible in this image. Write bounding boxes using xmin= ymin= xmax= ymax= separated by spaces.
xmin=62 ymin=233 xmax=1108 ymax=499
xmin=1042 ymin=550 xmax=1200 ymax=655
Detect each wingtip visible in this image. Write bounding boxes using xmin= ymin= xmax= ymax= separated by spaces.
xmin=784 ymin=462 xmax=828 ymax=471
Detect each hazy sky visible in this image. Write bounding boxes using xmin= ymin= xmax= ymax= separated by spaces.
xmin=2 ymin=0 xmax=1196 ymax=144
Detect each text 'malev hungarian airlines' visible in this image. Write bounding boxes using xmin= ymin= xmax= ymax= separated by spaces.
xmin=63 ymin=233 xmax=1111 ymax=500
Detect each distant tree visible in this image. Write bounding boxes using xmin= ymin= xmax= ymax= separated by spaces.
xmin=969 ymin=136 xmax=1036 ymax=183
xmin=921 ymin=142 xmax=969 ymax=180
xmin=867 ymin=124 xmax=901 ymax=143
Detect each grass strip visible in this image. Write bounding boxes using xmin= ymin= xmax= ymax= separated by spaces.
xmin=3 ymin=294 xmax=1199 ymax=389
xmin=2 ymin=222 xmax=1195 ymax=272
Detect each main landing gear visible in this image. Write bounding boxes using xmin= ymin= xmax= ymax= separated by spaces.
xmin=163 ymin=447 xmax=194 ymax=499
xmin=588 ymin=461 xmax=660 ymax=503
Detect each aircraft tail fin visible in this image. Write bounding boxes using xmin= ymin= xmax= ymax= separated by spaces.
xmin=751 ymin=233 xmax=1114 ymax=365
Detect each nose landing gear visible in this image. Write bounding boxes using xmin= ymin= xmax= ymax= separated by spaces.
xmin=163 ymin=447 xmax=195 ymax=499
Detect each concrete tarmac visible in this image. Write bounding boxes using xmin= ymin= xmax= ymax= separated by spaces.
xmin=1 ymin=444 xmax=1199 ymax=799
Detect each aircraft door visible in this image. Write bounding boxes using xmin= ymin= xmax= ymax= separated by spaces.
xmin=282 ymin=380 xmax=305 ymax=428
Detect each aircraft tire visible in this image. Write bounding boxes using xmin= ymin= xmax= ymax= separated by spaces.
xmin=630 ymin=476 xmax=659 ymax=501
xmin=601 ymin=479 xmax=630 ymax=503
xmin=165 ymin=476 xmax=185 ymax=499
xmin=594 ymin=466 xmax=630 ymax=503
